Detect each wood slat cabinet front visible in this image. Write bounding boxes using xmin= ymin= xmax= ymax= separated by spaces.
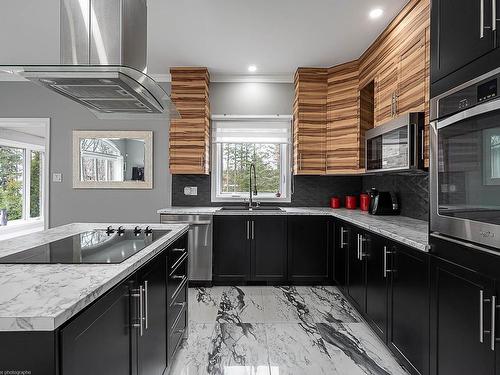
xmin=326 ymin=61 xmax=364 ymax=174
xmin=169 ymin=67 xmax=210 ymax=175
xmin=293 ymin=68 xmax=327 ymax=175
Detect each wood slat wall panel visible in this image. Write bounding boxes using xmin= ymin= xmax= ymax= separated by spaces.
xmin=327 ymin=61 xmax=363 ymax=174
xmin=293 ymin=68 xmax=327 ymax=175
xmin=169 ymin=67 xmax=210 ymax=174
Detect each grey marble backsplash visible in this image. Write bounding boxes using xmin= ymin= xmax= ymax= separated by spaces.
xmin=172 ymin=175 xmax=362 ymax=207
xmin=362 ymin=172 xmax=429 ymax=221
xmin=172 ymin=172 xmax=429 ymax=221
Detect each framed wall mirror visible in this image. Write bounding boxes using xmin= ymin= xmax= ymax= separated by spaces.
xmin=73 ymin=130 xmax=153 ymax=189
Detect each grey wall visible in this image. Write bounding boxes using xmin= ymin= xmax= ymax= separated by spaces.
xmin=210 ymin=82 xmax=294 ymax=115
xmin=0 ymin=82 xmax=172 ymax=227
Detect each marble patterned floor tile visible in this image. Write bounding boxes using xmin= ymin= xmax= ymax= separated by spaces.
xmin=317 ymin=322 xmax=410 ymax=375
xmin=169 ymin=323 xmax=215 ymax=375
xmin=265 ymin=323 xmax=337 ymax=375
xmin=302 ymin=286 xmax=362 ymax=323
xmin=217 ymin=286 xmax=265 ymax=324
xmin=208 ymin=323 xmax=271 ymax=375
xmin=261 ymin=286 xmax=314 ymax=324
xmin=189 ymin=287 xmax=224 ymax=324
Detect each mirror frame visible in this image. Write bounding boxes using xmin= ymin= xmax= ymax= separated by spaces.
xmin=72 ymin=130 xmax=153 ymax=189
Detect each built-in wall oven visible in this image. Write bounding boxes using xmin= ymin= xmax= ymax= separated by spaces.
xmin=430 ymin=68 xmax=500 ymax=249
xmin=365 ymin=112 xmax=425 ymax=173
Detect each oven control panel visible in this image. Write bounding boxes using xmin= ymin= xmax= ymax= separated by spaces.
xmin=438 ymin=74 xmax=500 ymax=118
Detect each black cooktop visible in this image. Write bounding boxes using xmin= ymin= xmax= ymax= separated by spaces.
xmin=0 ymin=226 xmax=170 ymax=264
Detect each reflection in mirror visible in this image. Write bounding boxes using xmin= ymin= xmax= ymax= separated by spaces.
xmin=73 ymin=131 xmax=152 ymax=189
xmin=80 ymin=138 xmax=145 ymax=182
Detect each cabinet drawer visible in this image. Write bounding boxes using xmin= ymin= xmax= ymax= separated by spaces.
xmin=168 ymin=304 xmax=187 ymax=361
xmin=168 ymin=283 xmax=187 ymax=330
xmin=167 ymin=256 xmax=187 ymax=303
xmin=167 ymin=237 xmax=188 ymax=271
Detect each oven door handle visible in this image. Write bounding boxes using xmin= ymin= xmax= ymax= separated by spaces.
xmin=437 ymin=99 xmax=500 ymax=129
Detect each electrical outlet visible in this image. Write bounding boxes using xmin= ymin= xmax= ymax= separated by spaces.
xmin=183 ymin=186 xmax=198 ymax=196
xmin=52 ymin=173 xmax=63 ymax=183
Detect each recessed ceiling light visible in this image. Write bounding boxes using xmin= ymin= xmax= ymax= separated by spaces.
xmin=369 ymin=8 xmax=383 ymax=19
xmin=248 ymin=65 xmax=257 ymax=73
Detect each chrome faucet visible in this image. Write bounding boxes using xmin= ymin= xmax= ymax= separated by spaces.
xmin=249 ymin=163 xmax=258 ymax=208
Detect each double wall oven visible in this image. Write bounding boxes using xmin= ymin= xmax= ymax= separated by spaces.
xmin=431 ymin=68 xmax=500 ymax=249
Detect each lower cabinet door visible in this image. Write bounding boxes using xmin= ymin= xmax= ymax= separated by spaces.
xmin=251 ymin=216 xmax=287 ymax=282
xmin=138 ymin=255 xmax=167 ymax=375
xmin=348 ymin=229 xmax=366 ymax=312
xmin=365 ymin=234 xmax=387 ymax=340
xmin=389 ymin=244 xmax=429 ymax=375
xmin=288 ymin=216 xmax=331 ymax=283
xmin=60 ymin=279 xmax=134 ymax=375
xmin=430 ymin=257 xmax=495 ymax=375
xmin=334 ymin=222 xmax=349 ymax=290
xmin=213 ymin=215 xmax=251 ymax=282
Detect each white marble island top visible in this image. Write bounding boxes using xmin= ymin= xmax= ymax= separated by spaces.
xmin=158 ymin=206 xmax=429 ymax=252
xmin=0 ymin=223 xmax=188 ymax=332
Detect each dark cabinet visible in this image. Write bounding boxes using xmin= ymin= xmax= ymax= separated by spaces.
xmin=430 ymin=257 xmax=495 ymax=375
xmin=60 ymin=279 xmax=134 ymax=375
xmin=333 ymin=222 xmax=350 ymax=290
xmin=388 ymin=244 xmax=429 ymax=375
xmin=213 ymin=215 xmax=251 ymax=282
xmin=137 ymin=255 xmax=167 ymax=375
xmin=431 ymin=0 xmax=496 ymax=83
xmin=213 ymin=215 xmax=286 ymax=283
xmin=252 ymin=216 xmax=287 ymax=281
xmin=288 ymin=216 xmax=331 ymax=283
xmin=365 ymin=235 xmax=388 ymax=340
xmin=347 ymin=228 xmax=367 ymax=312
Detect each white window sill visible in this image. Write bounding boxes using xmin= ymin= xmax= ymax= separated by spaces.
xmin=0 ymin=220 xmax=45 ymax=241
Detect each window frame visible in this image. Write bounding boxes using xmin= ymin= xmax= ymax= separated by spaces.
xmin=0 ymin=138 xmax=46 ymax=225
xmin=210 ymin=115 xmax=292 ymax=203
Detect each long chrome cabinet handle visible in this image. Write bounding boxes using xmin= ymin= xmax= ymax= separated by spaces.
xmin=491 ymin=295 xmax=496 ymax=351
xmin=480 ymin=290 xmax=485 ymax=343
xmin=246 ymin=220 xmax=250 ymax=240
xmin=251 ymin=220 xmax=255 ymax=240
xmin=481 ymin=0 xmax=485 ymax=38
xmin=340 ymin=227 xmax=345 ymax=249
xmin=139 ymin=285 xmax=144 ymax=336
xmin=356 ymin=234 xmax=360 ymax=260
xmin=144 ymin=281 xmax=148 ymax=330
xmin=383 ymin=246 xmax=388 ymax=278
xmin=493 ymin=0 xmax=497 ymax=31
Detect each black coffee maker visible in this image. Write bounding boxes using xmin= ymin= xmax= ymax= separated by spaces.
xmin=368 ymin=188 xmax=400 ymax=215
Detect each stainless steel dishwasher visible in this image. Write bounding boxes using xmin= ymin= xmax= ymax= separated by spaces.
xmin=160 ymin=214 xmax=212 ymax=284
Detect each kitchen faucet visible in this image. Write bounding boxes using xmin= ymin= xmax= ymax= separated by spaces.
xmin=249 ymin=163 xmax=258 ymax=208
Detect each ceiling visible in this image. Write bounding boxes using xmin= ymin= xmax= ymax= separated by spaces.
xmin=147 ymin=0 xmax=409 ymax=79
xmin=0 ymin=0 xmax=408 ymax=81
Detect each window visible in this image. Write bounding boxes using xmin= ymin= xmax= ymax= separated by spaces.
xmin=212 ymin=116 xmax=292 ymax=202
xmin=0 ymin=141 xmax=45 ymax=224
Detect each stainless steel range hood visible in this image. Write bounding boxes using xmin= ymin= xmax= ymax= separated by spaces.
xmin=3 ymin=0 xmax=179 ymax=119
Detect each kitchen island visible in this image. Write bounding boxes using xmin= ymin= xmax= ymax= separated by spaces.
xmin=0 ymin=222 xmax=189 ymax=375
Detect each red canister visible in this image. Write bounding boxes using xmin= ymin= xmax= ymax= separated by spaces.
xmin=345 ymin=195 xmax=357 ymax=209
xmin=360 ymin=193 xmax=370 ymax=211
xmin=330 ymin=197 xmax=341 ymax=209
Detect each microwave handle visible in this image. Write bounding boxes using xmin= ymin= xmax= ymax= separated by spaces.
xmin=436 ymin=99 xmax=500 ymax=129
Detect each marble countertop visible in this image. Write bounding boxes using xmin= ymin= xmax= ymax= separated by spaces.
xmin=0 ymin=223 xmax=188 ymax=332
xmin=158 ymin=206 xmax=429 ymax=252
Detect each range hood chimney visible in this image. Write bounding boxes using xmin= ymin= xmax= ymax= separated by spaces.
xmin=3 ymin=0 xmax=179 ymax=119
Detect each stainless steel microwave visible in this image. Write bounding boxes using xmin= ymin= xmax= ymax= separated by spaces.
xmin=430 ymin=67 xmax=500 ymax=250
xmin=365 ymin=112 xmax=425 ymax=173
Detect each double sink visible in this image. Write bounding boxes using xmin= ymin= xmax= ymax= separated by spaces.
xmin=218 ymin=206 xmax=283 ymax=212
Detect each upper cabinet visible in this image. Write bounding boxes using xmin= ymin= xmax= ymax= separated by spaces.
xmin=431 ymin=0 xmax=496 ymax=84
xmin=375 ymin=59 xmax=399 ymax=126
xmin=169 ymin=67 xmax=210 ymax=175
xmin=293 ymin=68 xmax=327 ymax=175
xmin=327 ymin=61 xmax=364 ymax=174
